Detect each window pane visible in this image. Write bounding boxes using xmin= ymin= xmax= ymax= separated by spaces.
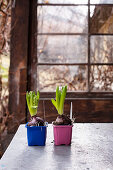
xmin=37 ymin=65 xmax=87 ymax=91
xmin=90 ymin=65 xmax=113 ymax=91
xmin=38 ymin=35 xmax=88 ymax=63
xmin=90 ymin=6 xmax=113 ymax=33
xmin=90 ymin=0 xmax=113 ymax=4
xmin=38 ymin=0 xmax=88 ymax=4
xmin=91 ymin=36 xmax=113 ymax=63
xmin=38 ymin=6 xmax=88 ymax=33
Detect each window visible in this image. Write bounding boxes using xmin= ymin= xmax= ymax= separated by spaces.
xmin=37 ymin=0 xmax=113 ymax=97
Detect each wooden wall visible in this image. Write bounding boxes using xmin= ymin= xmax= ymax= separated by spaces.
xmin=35 ymin=99 xmax=113 ymax=123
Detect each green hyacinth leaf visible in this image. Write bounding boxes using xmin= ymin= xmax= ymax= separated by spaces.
xmin=26 ymin=91 xmax=40 ymax=117
xmin=37 ymin=91 xmax=40 ymax=100
xmin=51 ymin=85 xmax=67 ymax=115
xmin=59 ymin=86 xmax=67 ymax=115
xmin=56 ymin=86 xmax=60 ymax=110
xmin=51 ymin=98 xmax=57 ymax=111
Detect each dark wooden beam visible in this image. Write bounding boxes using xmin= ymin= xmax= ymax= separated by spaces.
xmin=27 ymin=0 xmax=37 ymax=91
xmin=8 ymin=0 xmax=29 ymax=132
xmin=39 ymin=92 xmax=113 ymax=99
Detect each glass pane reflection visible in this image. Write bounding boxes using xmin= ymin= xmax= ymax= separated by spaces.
xmin=37 ymin=65 xmax=87 ymax=91
xmin=91 ymin=36 xmax=113 ymax=63
xmin=38 ymin=35 xmax=88 ymax=63
xmin=38 ymin=6 xmax=88 ymax=33
xmin=38 ymin=0 xmax=88 ymax=4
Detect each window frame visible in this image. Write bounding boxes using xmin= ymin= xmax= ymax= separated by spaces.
xmin=36 ymin=0 xmax=113 ymax=99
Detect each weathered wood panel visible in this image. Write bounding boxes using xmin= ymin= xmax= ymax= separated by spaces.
xmin=37 ymin=99 xmax=113 ymax=123
xmin=19 ymin=68 xmax=27 ymax=122
xmin=8 ymin=0 xmax=29 ymax=132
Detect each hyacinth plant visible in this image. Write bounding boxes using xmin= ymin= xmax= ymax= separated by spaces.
xmin=51 ymin=86 xmax=72 ymax=125
xmin=26 ymin=91 xmax=44 ymax=126
xmin=51 ymin=85 xmax=67 ymax=115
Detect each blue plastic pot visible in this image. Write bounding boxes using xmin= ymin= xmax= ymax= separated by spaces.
xmin=25 ymin=124 xmax=47 ymax=146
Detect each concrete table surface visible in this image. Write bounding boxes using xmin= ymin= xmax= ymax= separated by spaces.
xmin=0 ymin=123 xmax=113 ymax=170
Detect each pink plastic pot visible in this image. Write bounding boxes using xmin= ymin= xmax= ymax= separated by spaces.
xmin=53 ymin=125 xmax=73 ymax=145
